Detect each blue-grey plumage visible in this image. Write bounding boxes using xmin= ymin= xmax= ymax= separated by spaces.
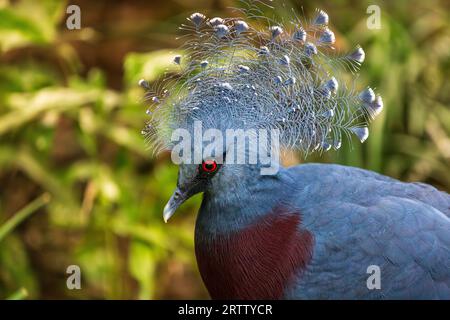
xmin=283 ymin=163 xmax=450 ymax=299
xmin=140 ymin=3 xmax=450 ymax=299
xmin=169 ymin=160 xmax=450 ymax=299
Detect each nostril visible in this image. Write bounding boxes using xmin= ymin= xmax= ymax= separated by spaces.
xmin=174 ymin=191 xmax=181 ymax=199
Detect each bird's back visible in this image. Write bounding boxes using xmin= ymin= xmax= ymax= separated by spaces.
xmin=285 ymin=163 xmax=450 ymax=299
xmin=287 ymin=163 xmax=449 ymax=217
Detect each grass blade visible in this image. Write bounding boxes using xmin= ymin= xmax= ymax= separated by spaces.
xmin=0 ymin=193 xmax=51 ymax=242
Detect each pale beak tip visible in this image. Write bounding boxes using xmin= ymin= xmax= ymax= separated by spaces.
xmin=163 ymin=203 xmax=175 ymax=223
xmin=163 ymin=187 xmax=186 ymax=223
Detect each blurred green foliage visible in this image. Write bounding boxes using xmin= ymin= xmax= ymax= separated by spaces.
xmin=0 ymin=0 xmax=449 ymax=299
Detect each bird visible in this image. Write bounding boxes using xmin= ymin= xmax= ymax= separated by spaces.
xmin=139 ymin=2 xmax=450 ymax=299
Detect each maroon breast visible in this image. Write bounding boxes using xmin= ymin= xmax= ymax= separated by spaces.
xmin=195 ymin=206 xmax=314 ymax=299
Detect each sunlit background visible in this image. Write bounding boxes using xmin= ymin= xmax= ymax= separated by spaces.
xmin=0 ymin=0 xmax=449 ymax=299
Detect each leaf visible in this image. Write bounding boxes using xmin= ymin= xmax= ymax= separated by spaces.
xmin=128 ymin=241 xmax=157 ymax=299
xmin=6 ymin=288 xmax=28 ymax=300
xmin=0 ymin=8 xmax=47 ymax=48
xmin=0 ymin=87 xmax=119 ymax=135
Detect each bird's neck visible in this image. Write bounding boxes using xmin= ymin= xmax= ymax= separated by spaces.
xmin=197 ymin=164 xmax=287 ymax=234
xmin=194 ymin=165 xmax=314 ymax=299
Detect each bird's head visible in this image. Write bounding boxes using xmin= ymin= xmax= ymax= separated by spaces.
xmin=162 ymin=159 xmax=221 ymax=223
xmin=139 ymin=3 xmax=383 ymax=222
xmin=163 ymin=133 xmax=279 ymax=222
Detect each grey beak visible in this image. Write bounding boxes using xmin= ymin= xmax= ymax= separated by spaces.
xmin=163 ymin=188 xmax=187 ymax=223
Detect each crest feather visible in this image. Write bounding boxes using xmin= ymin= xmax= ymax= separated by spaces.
xmin=140 ymin=1 xmax=383 ymax=156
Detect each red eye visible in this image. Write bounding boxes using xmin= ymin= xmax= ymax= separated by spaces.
xmin=201 ymin=160 xmax=218 ymax=173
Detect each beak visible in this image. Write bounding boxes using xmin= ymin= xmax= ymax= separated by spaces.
xmin=163 ymin=187 xmax=189 ymax=223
